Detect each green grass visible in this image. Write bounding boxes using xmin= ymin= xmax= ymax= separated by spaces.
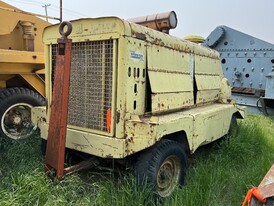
xmin=0 ymin=115 xmax=273 ymax=206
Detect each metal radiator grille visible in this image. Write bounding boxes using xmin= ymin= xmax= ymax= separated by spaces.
xmin=51 ymin=40 xmax=113 ymax=132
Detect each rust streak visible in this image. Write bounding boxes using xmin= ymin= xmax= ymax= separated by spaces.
xmin=72 ymin=143 xmax=89 ymax=150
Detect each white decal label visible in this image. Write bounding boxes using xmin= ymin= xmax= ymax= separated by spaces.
xmin=130 ymin=51 xmax=144 ymax=62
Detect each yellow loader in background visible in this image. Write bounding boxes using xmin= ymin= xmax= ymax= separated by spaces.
xmin=0 ymin=1 xmax=50 ymax=140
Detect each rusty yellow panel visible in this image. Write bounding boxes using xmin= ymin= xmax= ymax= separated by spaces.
xmin=148 ymin=71 xmax=193 ymax=93
xmin=124 ymin=37 xmax=146 ymax=115
xmin=147 ymin=44 xmax=192 ymax=93
xmin=43 ymin=18 xmax=128 ymax=44
xmin=191 ymin=104 xmax=236 ymax=152
xmin=135 ymin=103 xmax=239 ymax=154
xmin=219 ymin=78 xmax=232 ymax=102
xmin=35 ymin=116 xmax=127 ymax=158
xmin=130 ymin=22 xmax=191 ymax=53
xmin=125 ymin=113 xmax=194 ymax=155
xmin=115 ymin=37 xmax=128 ymax=139
xmin=195 ymin=75 xmax=221 ymax=90
xmin=196 ymin=90 xmax=220 ymax=104
xmin=195 ymin=55 xmax=222 ymax=75
xmin=148 ymin=45 xmax=191 ymax=72
xmin=65 ymin=129 xmax=125 ymax=158
xmin=125 ymin=121 xmax=155 ymax=155
xmin=62 ymin=128 xmax=125 ymax=158
xmin=155 ymin=114 xmax=194 ymax=151
xmin=33 ymin=103 xmax=241 ymax=158
xmin=151 ymin=92 xmax=194 ymax=112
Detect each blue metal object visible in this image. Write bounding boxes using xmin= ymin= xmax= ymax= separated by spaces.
xmin=202 ymin=26 xmax=274 ymax=115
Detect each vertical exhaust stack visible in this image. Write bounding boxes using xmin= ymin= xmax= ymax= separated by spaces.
xmin=20 ymin=21 xmax=35 ymax=51
xmin=128 ymin=11 xmax=177 ymax=34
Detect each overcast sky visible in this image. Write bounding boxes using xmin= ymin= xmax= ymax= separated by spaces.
xmin=2 ymin=0 xmax=274 ymax=44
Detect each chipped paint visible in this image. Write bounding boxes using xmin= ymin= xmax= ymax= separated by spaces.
xmin=72 ymin=143 xmax=89 ymax=150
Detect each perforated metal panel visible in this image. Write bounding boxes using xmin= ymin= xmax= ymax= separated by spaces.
xmin=51 ymin=40 xmax=113 ymax=132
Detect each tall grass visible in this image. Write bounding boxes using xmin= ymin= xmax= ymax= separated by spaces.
xmin=168 ymin=115 xmax=274 ymax=206
xmin=0 ymin=115 xmax=273 ymax=205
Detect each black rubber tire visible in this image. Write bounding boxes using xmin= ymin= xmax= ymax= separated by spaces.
xmin=0 ymin=87 xmax=45 ymax=140
xmin=135 ymin=139 xmax=187 ymax=198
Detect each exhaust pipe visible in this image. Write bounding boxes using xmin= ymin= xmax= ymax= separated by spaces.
xmin=128 ymin=11 xmax=177 ymax=34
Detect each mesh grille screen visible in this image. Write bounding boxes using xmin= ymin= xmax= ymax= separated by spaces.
xmin=51 ymin=40 xmax=113 ymax=132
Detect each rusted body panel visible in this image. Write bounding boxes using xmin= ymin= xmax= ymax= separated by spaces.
xmin=33 ymin=104 xmax=244 ymax=158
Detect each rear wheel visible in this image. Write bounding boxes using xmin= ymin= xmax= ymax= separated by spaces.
xmin=135 ymin=139 xmax=187 ymax=198
xmin=0 ymin=87 xmax=45 ymax=140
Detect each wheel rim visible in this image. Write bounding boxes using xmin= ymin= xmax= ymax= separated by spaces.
xmin=1 ymin=103 xmax=36 ymax=140
xmin=157 ymin=155 xmax=181 ymax=197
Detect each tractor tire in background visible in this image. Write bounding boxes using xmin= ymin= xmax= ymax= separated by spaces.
xmin=135 ymin=139 xmax=187 ymax=198
xmin=0 ymin=87 xmax=45 ymax=140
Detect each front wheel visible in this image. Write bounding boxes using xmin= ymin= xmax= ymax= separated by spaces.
xmin=135 ymin=140 xmax=187 ymax=198
xmin=0 ymin=87 xmax=45 ymax=140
